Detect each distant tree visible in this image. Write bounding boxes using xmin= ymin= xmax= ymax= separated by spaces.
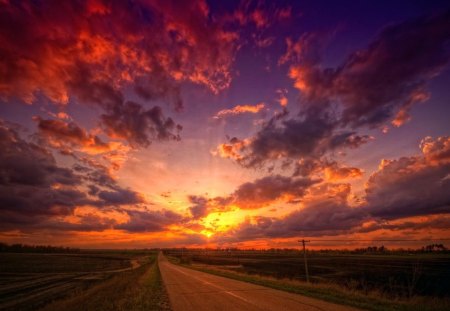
xmin=422 ymin=244 xmax=448 ymax=252
xmin=0 ymin=242 xmax=80 ymax=253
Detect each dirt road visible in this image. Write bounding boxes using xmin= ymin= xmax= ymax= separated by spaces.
xmin=159 ymin=254 xmax=362 ymax=311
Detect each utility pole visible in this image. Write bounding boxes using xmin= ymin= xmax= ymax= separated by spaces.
xmin=299 ymin=239 xmax=310 ymax=283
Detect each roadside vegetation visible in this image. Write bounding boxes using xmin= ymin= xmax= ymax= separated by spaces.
xmin=166 ymin=248 xmax=450 ymax=311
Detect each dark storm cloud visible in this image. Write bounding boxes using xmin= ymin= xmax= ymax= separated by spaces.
xmin=101 ymin=102 xmax=182 ymax=147
xmin=337 ymin=10 xmax=450 ymax=128
xmin=188 ymin=195 xmax=209 ymax=219
xmin=218 ymin=108 xmax=371 ymax=168
xmin=116 ymin=209 xmax=184 ymax=233
xmin=287 ymin=10 xmax=450 ymax=128
xmin=364 ymin=136 xmax=450 ymax=219
xmin=0 ymin=121 xmax=87 ymax=225
xmin=0 ymin=122 xmax=82 ymax=188
xmin=69 ymin=72 xmax=182 ymax=148
xmin=97 ymin=188 xmax=144 ymax=206
xmin=74 ymin=163 xmax=145 ymax=207
xmin=0 ymin=121 xmax=146 ymax=231
xmin=232 ymin=175 xmax=318 ymax=208
xmin=35 ymin=117 xmax=112 ymax=154
xmin=0 ymin=213 xmax=118 ymax=233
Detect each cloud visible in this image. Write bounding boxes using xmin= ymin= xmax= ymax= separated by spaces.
xmin=292 ymin=158 xmax=364 ymax=181
xmin=214 ymin=136 xmax=450 ymax=241
xmin=364 ymin=136 xmax=450 ymax=219
xmin=0 ymin=122 xmax=82 ymax=189
xmin=0 ymin=120 xmax=146 ymax=232
xmin=231 ymin=203 xmax=364 ymax=240
xmin=284 ymin=10 xmax=450 ymax=128
xmin=0 ymin=121 xmax=87 ymax=227
xmin=232 ymin=175 xmax=318 ymax=208
xmin=68 ymin=70 xmax=182 ymax=148
xmin=188 ymin=195 xmax=209 ymax=219
xmin=100 ymin=101 xmax=182 ymax=148
xmin=116 ymin=209 xmax=184 ymax=233
xmin=275 ymin=89 xmax=288 ymax=107
xmin=187 ymin=175 xmax=318 ymax=219
xmin=215 ymin=137 xmax=250 ymax=162
xmin=0 ymin=0 xmax=239 ymax=148
xmin=188 ymin=195 xmax=233 ymax=219
xmin=97 ymin=188 xmax=144 ymax=206
xmin=216 ymin=108 xmax=371 ymax=168
xmin=218 ymin=182 xmax=366 ymax=241
xmin=215 ymin=10 xmax=449 ymax=171
xmin=253 ymin=36 xmax=275 ymax=48
xmin=0 ymin=0 xmax=237 ymax=103
xmin=213 ymin=103 xmax=265 ymax=119
xmin=229 ymin=1 xmax=291 ymax=29
xmin=5 ymin=213 xmax=119 ymax=233
xmin=323 ymin=162 xmax=363 ymax=181
xmin=35 ymin=117 xmax=113 ymax=154
xmin=357 ymin=215 xmax=450 ymax=233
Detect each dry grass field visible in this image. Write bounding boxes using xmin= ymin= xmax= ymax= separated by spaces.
xmin=0 ymin=251 xmax=169 ymax=311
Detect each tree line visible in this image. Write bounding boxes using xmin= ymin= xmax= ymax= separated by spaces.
xmin=0 ymin=242 xmax=80 ymax=253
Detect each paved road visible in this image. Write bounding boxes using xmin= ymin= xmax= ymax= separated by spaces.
xmin=159 ymin=254 xmax=362 ymax=311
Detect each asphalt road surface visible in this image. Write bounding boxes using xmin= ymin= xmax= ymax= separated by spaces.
xmin=159 ymin=254 xmax=362 ymax=311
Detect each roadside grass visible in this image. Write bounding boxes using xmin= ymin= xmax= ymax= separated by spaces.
xmin=167 ymin=256 xmax=449 ymax=311
xmin=40 ymin=255 xmax=171 ymax=311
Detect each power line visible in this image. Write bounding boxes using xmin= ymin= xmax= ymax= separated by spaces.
xmin=298 ymin=240 xmax=310 ymax=283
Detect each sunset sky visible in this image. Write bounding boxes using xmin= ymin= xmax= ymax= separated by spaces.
xmin=1 ymin=0 xmax=450 ymax=249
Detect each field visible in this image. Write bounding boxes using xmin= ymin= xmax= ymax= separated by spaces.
xmin=165 ymin=250 xmax=450 ymax=299
xmin=2 ymin=248 xmax=449 ymax=311
xmin=0 ymin=251 xmax=169 ymax=311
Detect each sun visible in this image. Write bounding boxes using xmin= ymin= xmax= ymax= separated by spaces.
xmin=199 ymin=208 xmax=245 ymax=233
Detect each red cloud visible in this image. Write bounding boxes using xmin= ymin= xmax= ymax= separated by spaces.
xmin=0 ymin=0 xmax=237 ymax=104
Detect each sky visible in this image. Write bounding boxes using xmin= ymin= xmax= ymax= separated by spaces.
xmin=0 ymin=0 xmax=450 ymax=249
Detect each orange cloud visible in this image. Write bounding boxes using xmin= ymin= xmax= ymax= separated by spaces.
xmin=421 ymin=136 xmax=450 ymax=163
xmin=276 ymin=88 xmax=288 ymax=107
xmin=214 ymin=137 xmax=250 ymax=161
xmin=391 ymin=90 xmax=429 ymax=127
xmin=324 ymin=165 xmax=363 ymax=181
xmin=214 ymin=103 xmax=265 ymax=119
